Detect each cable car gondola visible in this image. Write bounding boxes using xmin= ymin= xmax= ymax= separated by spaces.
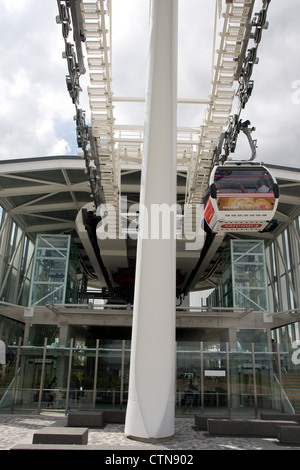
xmin=203 ymin=161 xmax=279 ymax=233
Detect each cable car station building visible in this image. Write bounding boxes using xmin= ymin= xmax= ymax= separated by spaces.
xmin=0 ymin=155 xmax=299 ymax=417
xmin=1 ymin=2 xmax=300 ymax=439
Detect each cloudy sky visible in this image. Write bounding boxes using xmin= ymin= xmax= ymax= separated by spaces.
xmin=0 ymin=0 xmax=299 ymax=168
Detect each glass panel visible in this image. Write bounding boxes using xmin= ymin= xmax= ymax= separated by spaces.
xmin=37 ymin=236 xmax=70 ymax=250
xmin=232 ymin=240 xmax=264 ymax=255
xmin=11 ymin=346 xmax=46 ymax=413
xmin=2 ymin=341 xmax=299 ymax=417
xmin=28 ymin=325 xmax=59 ymax=347
xmin=234 ymin=287 xmax=269 ymax=311
xmin=234 ymin=265 xmax=267 ymax=286
xmin=230 ymin=349 xmax=253 ymax=413
xmin=30 ymin=283 xmax=66 ymax=306
xmin=96 ymin=341 xmax=124 ymax=409
xmin=177 ymin=342 xmax=202 ymax=414
xmin=29 ymin=235 xmax=70 ymax=306
xmin=215 ymin=169 xmax=276 ymax=212
xmin=40 ymin=346 xmax=70 ymax=412
xmin=231 ymin=240 xmax=269 ymax=311
xmin=33 ymin=259 xmax=67 ymax=282
xmin=36 ymin=248 xmax=68 ymax=259
xmin=214 ymin=168 xmax=275 ymax=193
xmin=203 ymin=348 xmax=228 ymax=413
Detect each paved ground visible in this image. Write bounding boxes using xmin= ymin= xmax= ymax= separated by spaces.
xmin=0 ymin=412 xmax=300 ymax=451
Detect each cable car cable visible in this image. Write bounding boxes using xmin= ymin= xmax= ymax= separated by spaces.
xmin=215 ymin=0 xmax=271 ymax=165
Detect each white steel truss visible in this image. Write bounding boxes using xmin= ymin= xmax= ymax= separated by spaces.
xmin=81 ymin=0 xmax=119 ymax=209
xmin=186 ymin=0 xmax=256 ymax=205
xmin=80 ymin=0 xmax=256 ymax=211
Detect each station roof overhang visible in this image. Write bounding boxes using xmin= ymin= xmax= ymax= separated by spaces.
xmin=0 ymin=155 xmax=97 ymax=286
xmin=1 ymin=300 xmax=298 ymax=336
xmin=0 ymin=156 xmax=299 ymax=298
xmin=0 ymin=156 xmax=89 ymax=235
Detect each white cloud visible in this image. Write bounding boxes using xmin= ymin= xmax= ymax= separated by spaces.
xmin=0 ymin=0 xmax=299 ymax=169
xmin=1 ymin=0 xmax=33 ymax=14
xmin=52 ymin=138 xmax=72 ymax=155
xmin=234 ymin=0 xmax=300 ymax=167
xmin=0 ymin=0 xmax=76 ymax=159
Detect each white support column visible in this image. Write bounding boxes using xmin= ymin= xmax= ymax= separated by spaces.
xmin=124 ymin=0 xmax=178 ymax=440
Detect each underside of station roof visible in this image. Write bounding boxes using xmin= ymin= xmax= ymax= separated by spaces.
xmin=0 ymin=157 xmax=299 ymax=304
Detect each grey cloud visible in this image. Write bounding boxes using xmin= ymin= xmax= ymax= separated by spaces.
xmin=0 ymin=0 xmax=299 ymax=170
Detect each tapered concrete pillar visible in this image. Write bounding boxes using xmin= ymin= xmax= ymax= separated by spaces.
xmin=124 ymin=0 xmax=178 ymax=440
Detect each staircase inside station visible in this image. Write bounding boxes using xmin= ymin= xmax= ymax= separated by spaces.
xmin=281 ymin=372 xmax=300 ymax=414
xmin=0 ymin=359 xmax=17 ymax=406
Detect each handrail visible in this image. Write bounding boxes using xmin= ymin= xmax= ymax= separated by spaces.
xmin=0 ymin=368 xmax=20 ymax=409
xmin=280 ymin=369 xmax=299 ymax=413
xmin=273 ymin=371 xmax=295 ymax=415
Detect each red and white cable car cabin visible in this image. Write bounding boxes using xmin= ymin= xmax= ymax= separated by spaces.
xmin=204 ymin=162 xmax=279 ymax=233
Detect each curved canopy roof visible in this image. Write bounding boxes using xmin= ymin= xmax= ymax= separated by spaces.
xmin=0 ymin=156 xmax=299 ymax=299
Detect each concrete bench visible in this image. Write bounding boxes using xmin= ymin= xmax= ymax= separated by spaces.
xmin=194 ymin=414 xmax=231 ymax=431
xmin=277 ymin=426 xmax=300 ymax=445
xmin=103 ymin=409 xmax=126 ymax=424
xmin=32 ymin=426 xmax=89 ymax=445
xmin=260 ymin=413 xmax=300 ymax=423
xmin=67 ymin=410 xmax=126 ymax=427
xmin=207 ymin=419 xmax=299 ymax=437
xmin=11 ymin=443 xmax=165 ymax=451
xmin=67 ymin=411 xmax=104 ymax=428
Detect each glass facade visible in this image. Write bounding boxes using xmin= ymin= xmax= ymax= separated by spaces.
xmin=266 ymin=216 xmax=300 ymax=314
xmin=1 ymin=340 xmax=299 ymax=417
xmin=0 ymin=315 xmax=24 ymax=347
xmin=0 ymin=207 xmax=34 ymax=305
xmin=222 ymin=240 xmax=269 ymax=311
xmin=207 ymin=217 xmax=300 ymax=349
xmin=29 ymin=235 xmax=79 ymax=306
xmin=0 ymin=187 xmax=299 ymax=419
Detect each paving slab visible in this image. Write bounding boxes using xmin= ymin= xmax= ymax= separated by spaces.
xmin=1 ymin=413 xmax=300 ymax=451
